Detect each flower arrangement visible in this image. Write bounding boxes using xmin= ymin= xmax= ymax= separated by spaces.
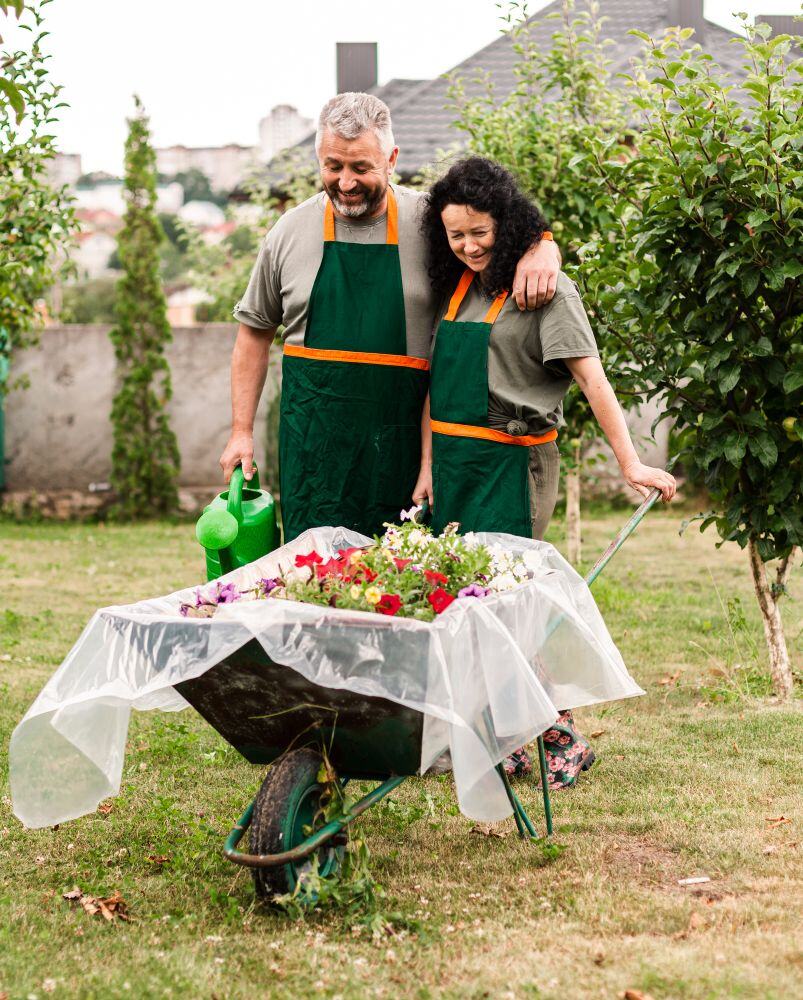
xmin=180 ymin=512 xmax=530 ymax=622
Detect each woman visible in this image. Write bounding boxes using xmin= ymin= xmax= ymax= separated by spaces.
xmin=414 ymin=157 xmax=676 ymax=786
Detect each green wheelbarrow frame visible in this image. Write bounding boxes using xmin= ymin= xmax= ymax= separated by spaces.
xmin=221 ymin=487 xmax=663 ymax=870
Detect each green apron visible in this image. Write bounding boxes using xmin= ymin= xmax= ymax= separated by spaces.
xmin=279 ymin=191 xmax=429 ymax=542
xmin=430 ymin=269 xmax=557 ymax=538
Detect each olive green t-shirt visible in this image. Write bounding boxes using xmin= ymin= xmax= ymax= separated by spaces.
xmin=233 ymin=184 xmax=437 ymax=360
xmin=433 ymin=271 xmax=599 ymax=434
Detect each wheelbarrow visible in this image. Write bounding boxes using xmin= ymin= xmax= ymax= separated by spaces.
xmin=176 ymin=488 xmax=662 ymax=899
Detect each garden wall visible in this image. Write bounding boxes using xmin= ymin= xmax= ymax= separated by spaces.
xmin=3 ymin=324 xmax=279 ymax=496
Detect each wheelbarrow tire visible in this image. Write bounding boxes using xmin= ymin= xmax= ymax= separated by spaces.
xmin=249 ymin=747 xmax=345 ymax=901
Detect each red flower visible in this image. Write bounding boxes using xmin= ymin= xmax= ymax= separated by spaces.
xmin=424 ymin=569 xmax=448 ymax=587
xmin=339 ymin=546 xmax=366 ymax=563
xmin=376 ymin=594 xmax=403 ymax=616
xmin=428 ymin=587 xmax=455 ymax=614
xmin=362 ymin=566 xmax=377 ymax=582
xmin=315 ymin=557 xmax=345 ymax=579
xmin=295 ymin=551 xmax=323 ymax=568
xmin=393 ymin=557 xmax=412 ymax=572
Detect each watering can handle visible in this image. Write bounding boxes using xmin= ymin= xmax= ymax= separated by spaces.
xmin=227 ymin=463 xmax=260 ymax=522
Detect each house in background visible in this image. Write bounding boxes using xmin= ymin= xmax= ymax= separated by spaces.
xmin=284 ymin=1 xmax=793 ymax=180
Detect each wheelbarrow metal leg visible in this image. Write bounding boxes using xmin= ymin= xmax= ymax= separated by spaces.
xmin=495 ymin=763 xmax=537 ymax=839
xmin=224 ymin=774 xmax=406 ymax=868
xmin=536 ymin=735 xmax=553 ymax=836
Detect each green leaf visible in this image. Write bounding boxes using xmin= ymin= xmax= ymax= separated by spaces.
xmin=718 ymin=366 xmax=740 ymax=394
xmin=782 ymin=370 xmax=803 ymax=394
xmin=0 ymin=77 xmax=25 ymax=121
xmin=748 ymin=434 xmax=778 ymax=468
xmin=723 ymin=434 xmax=747 ymax=464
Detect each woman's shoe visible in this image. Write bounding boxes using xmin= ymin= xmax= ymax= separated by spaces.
xmin=541 ymin=710 xmax=596 ymax=789
xmin=503 ymin=746 xmax=533 ymax=778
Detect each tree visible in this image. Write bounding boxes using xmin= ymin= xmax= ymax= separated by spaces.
xmin=449 ymin=0 xmax=641 ymax=563
xmin=585 ymin=19 xmax=802 ymax=698
xmin=1 ymin=0 xmax=74 ymax=375
xmin=109 ymin=96 xmax=180 ymax=518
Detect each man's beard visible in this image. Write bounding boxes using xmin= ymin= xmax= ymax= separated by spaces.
xmin=325 ymin=181 xmax=387 ymax=218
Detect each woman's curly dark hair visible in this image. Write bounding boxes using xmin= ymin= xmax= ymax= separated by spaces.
xmin=421 ymin=156 xmax=548 ymax=299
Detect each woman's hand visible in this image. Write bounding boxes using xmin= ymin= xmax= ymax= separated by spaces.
xmin=412 ymin=465 xmax=434 ymax=508
xmin=620 ymin=460 xmax=677 ymax=502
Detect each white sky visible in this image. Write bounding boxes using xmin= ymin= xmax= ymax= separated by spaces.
xmin=2 ymin=0 xmax=800 ymax=173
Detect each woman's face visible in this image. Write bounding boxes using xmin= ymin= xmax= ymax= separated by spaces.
xmin=440 ymin=204 xmax=496 ymax=272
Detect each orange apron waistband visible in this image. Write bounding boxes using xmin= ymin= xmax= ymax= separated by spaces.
xmin=283 ymin=343 xmax=430 ymax=371
xmin=431 ymin=419 xmax=558 ymax=447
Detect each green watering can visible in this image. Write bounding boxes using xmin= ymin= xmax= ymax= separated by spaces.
xmin=195 ymin=465 xmax=278 ymax=580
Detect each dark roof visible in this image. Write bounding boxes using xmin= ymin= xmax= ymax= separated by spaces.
xmin=281 ymin=1 xmax=751 ymax=179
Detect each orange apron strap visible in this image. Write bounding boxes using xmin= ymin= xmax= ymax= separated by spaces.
xmin=444 ymin=269 xmax=476 ymax=321
xmin=431 ymin=419 xmax=558 ymax=447
xmin=386 ymin=189 xmax=398 ymax=245
xmin=323 ymin=199 xmax=336 ymax=242
xmin=323 ymin=189 xmax=399 ymax=244
xmin=483 ymin=289 xmax=508 ymax=325
xmin=284 ymin=342 xmax=429 ymax=371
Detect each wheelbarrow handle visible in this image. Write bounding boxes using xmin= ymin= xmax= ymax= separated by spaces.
xmin=584 ymin=487 xmax=662 ymax=587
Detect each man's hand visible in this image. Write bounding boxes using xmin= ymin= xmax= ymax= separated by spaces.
xmin=512 ymin=237 xmax=562 ymax=310
xmin=219 ymin=430 xmax=255 ymax=483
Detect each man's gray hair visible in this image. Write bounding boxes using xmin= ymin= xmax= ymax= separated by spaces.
xmin=315 ymin=92 xmax=395 ymax=156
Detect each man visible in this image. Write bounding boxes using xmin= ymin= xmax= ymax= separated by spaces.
xmin=220 ymin=92 xmax=561 ymax=542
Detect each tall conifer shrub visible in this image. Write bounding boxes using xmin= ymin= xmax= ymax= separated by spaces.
xmin=109 ymin=97 xmax=180 ymax=517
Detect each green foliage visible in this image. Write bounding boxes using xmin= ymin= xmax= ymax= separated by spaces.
xmin=448 ymin=0 xmax=640 ymax=460
xmin=109 ymin=97 xmax=180 ymax=518
xmin=0 ymin=1 xmax=27 ymax=120
xmin=60 ymin=276 xmax=117 ymax=324
xmin=1 ymin=0 xmax=75 ymax=384
xmin=159 ymin=166 xmax=228 ymax=207
xmin=184 ymin=147 xmax=320 ymax=323
xmin=585 ymin=17 xmax=803 ymax=563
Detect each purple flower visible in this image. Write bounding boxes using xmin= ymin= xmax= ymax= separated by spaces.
xmin=257 ymin=577 xmax=280 ymax=597
xmin=213 ymin=581 xmax=241 ymax=604
xmin=457 ymin=583 xmax=490 ymax=599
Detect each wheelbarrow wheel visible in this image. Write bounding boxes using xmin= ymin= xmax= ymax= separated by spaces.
xmin=249 ymin=747 xmax=345 ymax=901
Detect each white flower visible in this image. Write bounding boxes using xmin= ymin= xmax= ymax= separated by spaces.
xmin=489 ymin=571 xmax=519 ymax=591
xmin=285 ymin=564 xmax=313 ymax=585
xmin=400 ymin=504 xmax=422 ymax=522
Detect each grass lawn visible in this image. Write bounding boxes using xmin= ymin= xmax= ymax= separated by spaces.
xmin=0 ymin=506 xmax=801 ymax=999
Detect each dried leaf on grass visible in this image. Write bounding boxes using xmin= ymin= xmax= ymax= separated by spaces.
xmin=674 ymin=910 xmax=704 ymax=939
xmin=765 ymin=815 xmax=791 ymax=829
xmin=678 ymin=876 xmax=710 ymax=886
xmin=620 ymin=991 xmax=656 ymax=1000
xmin=62 ymin=886 xmax=130 ymax=921
xmin=469 ymin=824 xmax=508 ymax=839
xmin=146 ymin=854 xmax=170 ymax=865
xmin=97 ymin=803 xmax=113 ymax=816
xmin=657 ymin=669 xmax=682 ymax=687
xmin=590 ymin=729 xmax=606 ymax=738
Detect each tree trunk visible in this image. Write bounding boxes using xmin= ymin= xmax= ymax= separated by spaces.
xmin=566 ymin=441 xmax=582 ymax=566
xmin=747 ymin=539 xmax=796 ymax=701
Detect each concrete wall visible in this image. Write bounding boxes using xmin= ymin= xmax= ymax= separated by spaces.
xmin=4 ymin=324 xmax=279 ymax=492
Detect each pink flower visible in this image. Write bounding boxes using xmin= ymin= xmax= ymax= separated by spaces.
xmin=457 ymin=583 xmax=490 ymax=599
xmin=548 ymin=756 xmax=566 ymax=772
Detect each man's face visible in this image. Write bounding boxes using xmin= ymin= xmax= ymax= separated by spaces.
xmin=318 ymin=129 xmax=399 ymax=218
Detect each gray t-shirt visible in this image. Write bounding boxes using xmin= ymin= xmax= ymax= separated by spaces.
xmin=434 ymin=272 xmax=599 ymax=434
xmin=233 ymin=184 xmax=437 ymax=359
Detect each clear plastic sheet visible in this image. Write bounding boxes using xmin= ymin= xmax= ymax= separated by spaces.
xmin=10 ymin=527 xmax=643 ymax=828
